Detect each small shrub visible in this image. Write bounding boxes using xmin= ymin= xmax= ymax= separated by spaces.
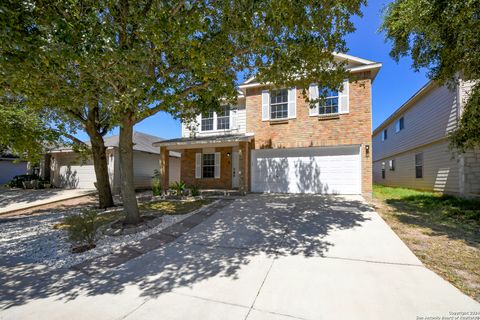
xmin=63 ymin=209 xmax=99 ymax=250
xmin=190 ymin=184 xmax=200 ymax=197
xmin=170 ymin=181 xmax=186 ymax=196
xmin=152 ymin=169 xmax=162 ymax=196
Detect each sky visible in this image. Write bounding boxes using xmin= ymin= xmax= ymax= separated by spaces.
xmin=76 ymin=0 xmax=429 ymax=142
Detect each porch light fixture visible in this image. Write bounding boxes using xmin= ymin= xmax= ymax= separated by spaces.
xmin=365 ymin=144 xmax=370 ymax=157
xmin=227 ymin=152 xmax=231 ymax=157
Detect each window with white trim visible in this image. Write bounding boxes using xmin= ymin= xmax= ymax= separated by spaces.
xmin=396 ymin=117 xmax=405 ymax=132
xmin=202 ymin=153 xmax=215 ymax=178
xmin=318 ymin=89 xmax=339 ymax=115
xmin=217 ymin=105 xmax=230 ymax=130
xmin=270 ymin=89 xmax=288 ymax=119
xmin=389 ymin=159 xmax=395 ymax=171
xmin=415 ymin=153 xmax=423 ymax=178
xmin=382 ymin=129 xmax=388 ymax=141
xmin=201 ymin=111 xmax=214 ymax=131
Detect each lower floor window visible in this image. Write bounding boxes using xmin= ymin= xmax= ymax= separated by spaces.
xmin=415 ymin=153 xmax=423 ymax=178
xmin=381 ymin=162 xmax=386 ymax=179
xmin=202 ymin=154 xmax=215 ymax=178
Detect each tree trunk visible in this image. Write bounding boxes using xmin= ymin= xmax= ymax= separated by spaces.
xmin=85 ymin=128 xmax=115 ymax=209
xmin=118 ymin=114 xmax=140 ymax=224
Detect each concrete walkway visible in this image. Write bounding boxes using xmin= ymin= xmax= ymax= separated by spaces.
xmin=1 ymin=194 xmax=478 ymax=319
xmin=0 ymin=188 xmax=96 ymax=214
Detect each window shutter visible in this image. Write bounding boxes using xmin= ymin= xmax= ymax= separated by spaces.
xmin=261 ymin=90 xmax=270 ymax=121
xmin=231 ymin=108 xmax=237 ymax=130
xmin=196 ymin=114 xmax=202 ymax=132
xmin=288 ymin=87 xmax=296 ymax=119
xmin=195 ymin=153 xmax=202 ymax=179
xmin=309 ymin=84 xmax=319 ymax=116
xmin=339 ymin=79 xmax=349 ymax=114
xmin=214 ymin=152 xmax=221 ymax=178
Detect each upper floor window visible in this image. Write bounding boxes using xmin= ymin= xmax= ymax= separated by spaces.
xmin=319 ymin=89 xmax=339 ymax=115
xmin=201 ymin=111 xmax=214 ymax=131
xmin=217 ymin=106 xmax=230 ymax=130
xmin=396 ymin=117 xmax=405 ymax=133
xmin=200 ymin=106 xmax=232 ymax=131
xmin=382 ymin=129 xmax=388 ymax=141
xmin=270 ymin=89 xmax=289 ymax=119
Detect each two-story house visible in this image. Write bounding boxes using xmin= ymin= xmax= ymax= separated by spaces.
xmin=154 ymin=53 xmax=382 ymax=197
xmin=372 ymin=80 xmax=480 ymax=197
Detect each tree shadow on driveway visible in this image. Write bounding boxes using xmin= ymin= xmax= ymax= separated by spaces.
xmin=0 ymin=194 xmax=372 ymax=309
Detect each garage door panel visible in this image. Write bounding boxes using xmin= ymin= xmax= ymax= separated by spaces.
xmin=58 ymin=164 xmax=96 ymax=189
xmin=251 ymin=146 xmax=361 ymax=194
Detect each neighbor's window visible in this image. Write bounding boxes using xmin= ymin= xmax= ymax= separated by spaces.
xmin=381 ymin=162 xmax=386 ymax=179
xmin=389 ymin=159 xmax=395 ymax=171
xmin=202 ymin=153 xmax=215 ymax=178
xmin=217 ymin=105 xmax=230 ymax=130
xmin=201 ymin=111 xmax=214 ymax=131
xmin=270 ymin=89 xmax=289 ymax=119
xmin=415 ymin=153 xmax=423 ymax=178
xmin=382 ymin=129 xmax=388 ymax=141
xmin=319 ymin=89 xmax=339 ymax=115
xmin=396 ymin=117 xmax=405 ymax=133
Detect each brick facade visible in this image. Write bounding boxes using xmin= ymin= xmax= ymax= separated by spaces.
xmin=180 ymin=147 xmax=233 ymax=189
xmin=245 ymin=73 xmax=373 ymax=196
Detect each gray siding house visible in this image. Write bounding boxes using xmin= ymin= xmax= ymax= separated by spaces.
xmin=372 ymin=80 xmax=480 ymax=197
xmin=47 ymin=132 xmax=180 ymax=193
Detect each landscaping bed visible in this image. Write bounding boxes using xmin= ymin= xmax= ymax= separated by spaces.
xmin=0 ymin=198 xmax=213 ymax=270
xmin=372 ymin=184 xmax=480 ymax=302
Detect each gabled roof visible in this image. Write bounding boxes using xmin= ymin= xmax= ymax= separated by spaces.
xmin=372 ymin=81 xmax=435 ymax=136
xmin=239 ymin=52 xmax=382 ymax=90
xmin=50 ymin=131 xmax=180 ymax=157
xmin=102 ymin=131 xmax=161 ymax=154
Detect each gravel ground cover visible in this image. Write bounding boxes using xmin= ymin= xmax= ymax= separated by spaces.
xmin=0 ymin=204 xmax=198 ymax=270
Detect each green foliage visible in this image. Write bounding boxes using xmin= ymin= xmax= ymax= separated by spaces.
xmin=0 ymin=102 xmax=61 ymax=163
xmin=449 ymin=84 xmax=480 ymax=153
xmin=63 ymin=210 xmax=100 ymax=247
xmin=190 ymin=185 xmax=200 ymax=197
xmin=381 ymin=0 xmax=480 ymax=151
xmin=151 ymin=169 xmax=162 ymax=196
xmin=170 ymin=181 xmax=186 ymax=196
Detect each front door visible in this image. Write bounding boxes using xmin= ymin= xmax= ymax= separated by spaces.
xmin=232 ymin=151 xmax=239 ymax=188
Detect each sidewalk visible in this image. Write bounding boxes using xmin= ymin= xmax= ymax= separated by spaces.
xmin=0 ymin=188 xmax=97 ymax=215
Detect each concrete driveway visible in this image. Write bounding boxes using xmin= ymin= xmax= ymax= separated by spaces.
xmin=0 ymin=188 xmax=96 ymax=214
xmin=1 ymin=194 xmax=478 ymax=319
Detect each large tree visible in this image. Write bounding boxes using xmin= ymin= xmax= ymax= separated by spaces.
xmin=1 ymin=1 xmax=116 ymax=208
xmin=2 ymin=0 xmax=365 ymax=223
xmin=381 ymin=0 xmax=480 ymax=152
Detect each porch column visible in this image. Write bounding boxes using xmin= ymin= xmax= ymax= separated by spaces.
xmin=159 ymin=146 xmax=169 ymax=191
xmin=238 ymin=141 xmax=250 ymax=194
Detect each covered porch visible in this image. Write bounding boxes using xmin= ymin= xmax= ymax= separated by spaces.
xmin=154 ymin=134 xmax=254 ymax=193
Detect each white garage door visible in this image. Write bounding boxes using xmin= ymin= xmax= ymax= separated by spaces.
xmin=58 ymin=164 xmax=97 ymax=189
xmin=251 ymin=146 xmax=361 ymax=194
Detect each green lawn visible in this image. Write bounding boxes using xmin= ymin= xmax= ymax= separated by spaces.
xmin=373 ymin=184 xmax=480 ymax=302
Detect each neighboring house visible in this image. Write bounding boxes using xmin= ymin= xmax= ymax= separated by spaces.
xmin=372 ymin=80 xmax=480 ymax=197
xmin=47 ymin=131 xmax=180 ymax=193
xmin=154 ymin=53 xmax=381 ymax=196
xmin=0 ymin=151 xmax=28 ymax=184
